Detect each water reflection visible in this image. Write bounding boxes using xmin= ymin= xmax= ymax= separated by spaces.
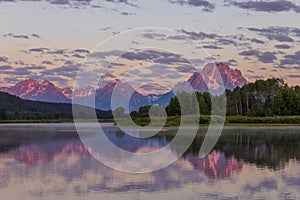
xmin=0 ymin=134 xmax=242 ymax=179
xmin=186 ymin=151 xmax=243 ymax=178
xmin=0 ymin=124 xmax=299 ymax=199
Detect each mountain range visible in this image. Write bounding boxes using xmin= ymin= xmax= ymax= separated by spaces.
xmin=0 ymin=63 xmax=248 ymax=111
xmin=0 ymin=79 xmax=71 ymax=103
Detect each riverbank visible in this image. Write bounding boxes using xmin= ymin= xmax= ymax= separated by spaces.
xmin=0 ymin=115 xmax=299 ymax=126
xmin=130 ymin=115 xmax=300 ymax=127
xmin=0 ymin=119 xmax=114 ymax=124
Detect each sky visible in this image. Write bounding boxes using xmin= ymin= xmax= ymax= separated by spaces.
xmin=0 ymin=0 xmax=300 ymax=89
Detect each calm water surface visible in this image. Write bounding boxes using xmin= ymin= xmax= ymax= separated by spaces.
xmin=0 ymin=123 xmax=299 ymax=200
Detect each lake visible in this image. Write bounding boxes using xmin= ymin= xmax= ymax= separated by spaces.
xmin=0 ymin=123 xmax=299 ymax=199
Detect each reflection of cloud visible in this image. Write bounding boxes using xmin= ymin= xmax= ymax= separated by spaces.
xmin=0 ymin=125 xmax=300 ymax=199
xmin=243 ymin=179 xmax=278 ymax=193
xmin=0 ymin=65 xmax=13 ymax=71
xmin=282 ymin=175 xmax=300 ymax=187
xmin=41 ymin=60 xmax=53 ymax=65
xmin=0 ymin=133 xmax=243 ymax=180
xmin=26 ymin=65 xmax=47 ymax=70
xmin=0 ymin=56 xmax=8 ymax=63
xmin=0 ymin=137 xmax=201 ymax=194
xmin=288 ymin=75 xmax=300 ymax=78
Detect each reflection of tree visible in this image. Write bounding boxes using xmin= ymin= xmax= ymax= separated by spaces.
xmin=0 ymin=127 xmax=299 ymax=174
xmin=0 ymin=136 xmax=243 ymax=179
xmin=177 ymin=128 xmax=300 ymax=171
xmin=0 ymin=108 xmax=6 ymax=120
xmin=215 ymin=130 xmax=300 ymax=170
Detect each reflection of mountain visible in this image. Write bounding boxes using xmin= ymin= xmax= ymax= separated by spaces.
xmin=1 ymin=127 xmax=299 ymax=173
xmin=0 ymin=139 xmax=243 ymax=180
xmin=13 ymin=141 xmax=91 ymax=165
xmin=1 ymin=125 xmax=299 ymax=171
xmin=0 ymin=127 xmax=244 ymax=180
xmin=186 ymin=151 xmax=243 ymax=178
xmin=0 ymin=125 xmax=300 ymax=198
xmin=0 ymin=134 xmax=244 ymax=197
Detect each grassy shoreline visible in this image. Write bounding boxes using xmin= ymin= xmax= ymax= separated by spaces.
xmin=0 ymin=116 xmax=299 ymax=126
xmin=0 ymin=118 xmax=115 ymax=124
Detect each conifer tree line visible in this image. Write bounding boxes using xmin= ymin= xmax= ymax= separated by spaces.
xmin=226 ymin=78 xmax=300 ymax=116
xmin=135 ymin=78 xmax=300 ymax=117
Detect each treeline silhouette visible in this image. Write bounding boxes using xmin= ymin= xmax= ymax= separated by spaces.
xmin=132 ymin=78 xmax=300 ymax=119
xmin=165 ymin=78 xmax=300 ymax=117
xmin=0 ymin=92 xmax=112 ymax=120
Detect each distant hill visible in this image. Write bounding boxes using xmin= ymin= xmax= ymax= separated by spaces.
xmin=0 ymin=92 xmax=112 ymax=118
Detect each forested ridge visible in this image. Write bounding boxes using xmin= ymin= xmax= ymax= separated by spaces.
xmin=0 ymin=92 xmax=112 ymax=120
